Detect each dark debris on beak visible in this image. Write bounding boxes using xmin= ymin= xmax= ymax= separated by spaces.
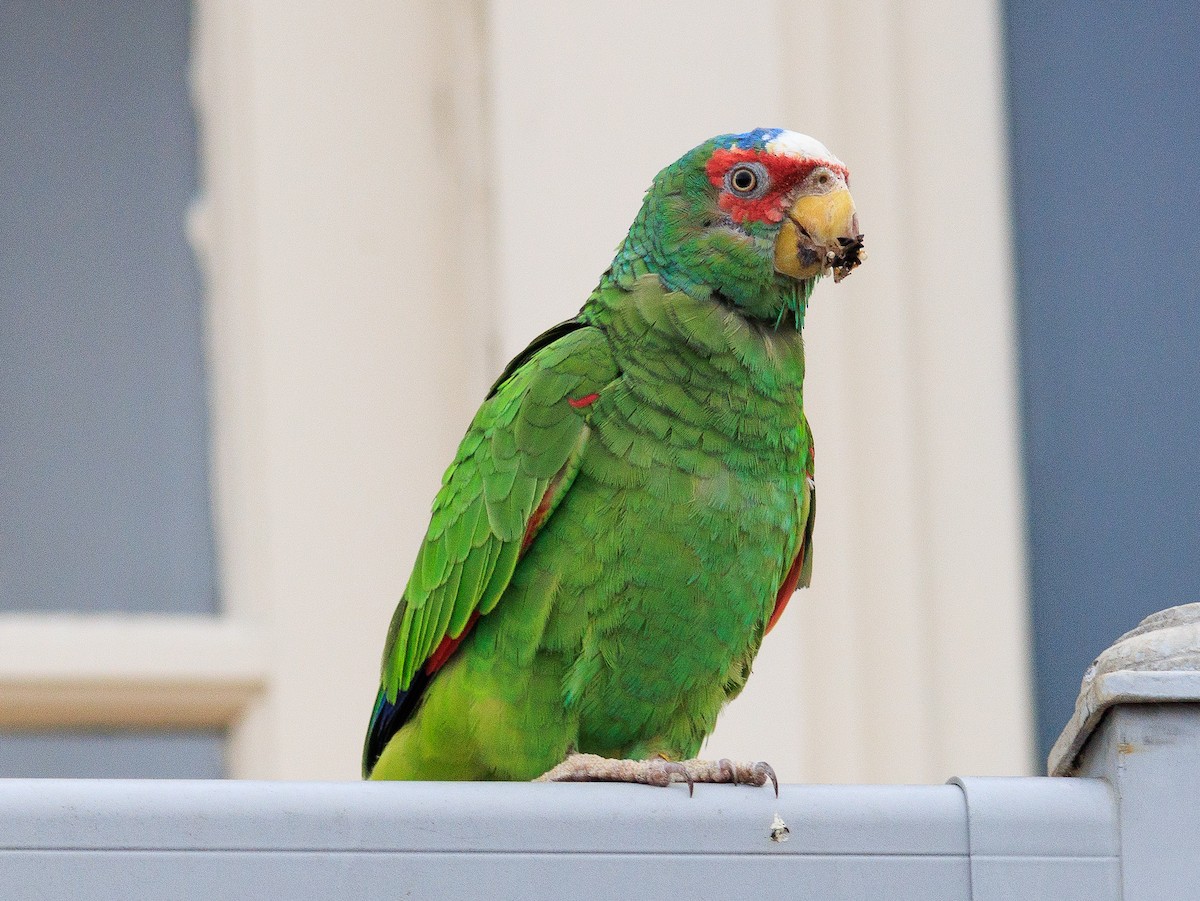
xmin=830 ymin=234 xmax=866 ymax=283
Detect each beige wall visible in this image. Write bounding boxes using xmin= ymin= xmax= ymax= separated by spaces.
xmin=0 ymin=0 xmax=1034 ymax=782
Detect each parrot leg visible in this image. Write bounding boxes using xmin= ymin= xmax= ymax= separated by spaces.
xmin=534 ymin=753 xmax=778 ymax=797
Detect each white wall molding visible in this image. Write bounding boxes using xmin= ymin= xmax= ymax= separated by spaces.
xmin=0 ymin=616 xmax=266 ymax=728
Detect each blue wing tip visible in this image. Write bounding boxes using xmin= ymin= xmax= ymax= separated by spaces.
xmin=362 ymin=673 xmax=431 ymax=778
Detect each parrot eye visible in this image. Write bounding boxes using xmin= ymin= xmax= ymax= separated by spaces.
xmin=731 ymin=167 xmax=757 ymax=192
xmin=725 ymin=162 xmax=769 ymax=199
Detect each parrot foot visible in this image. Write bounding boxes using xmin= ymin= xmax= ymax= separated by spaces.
xmin=534 ymin=753 xmax=778 ymax=797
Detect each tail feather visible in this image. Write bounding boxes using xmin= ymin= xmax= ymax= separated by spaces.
xmin=362 ymin=668 xmax=432 ymax=778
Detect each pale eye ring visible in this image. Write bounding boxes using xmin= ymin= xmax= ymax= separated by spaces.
xmin=811 ymin=167 xmax=838 ymax=190
xmin=725 ymin=162 xmax=769 ymax=199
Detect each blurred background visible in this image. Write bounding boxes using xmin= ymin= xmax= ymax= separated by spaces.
xmin=0 ymin=0 xmax=1195 ymax=780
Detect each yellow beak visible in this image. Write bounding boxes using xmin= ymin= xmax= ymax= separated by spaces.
xmin=774 ymin=185 xmax=865 ymax=282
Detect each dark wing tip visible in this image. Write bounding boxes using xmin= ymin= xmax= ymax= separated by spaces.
xmin=486 ymin=318 xmax=588 ymax=399
xmin=362 ymin=671 xmax=431 ymax=778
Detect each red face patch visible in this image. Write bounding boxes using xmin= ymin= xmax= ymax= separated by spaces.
xmin=705 ymin=148 xmax=849 ymax=225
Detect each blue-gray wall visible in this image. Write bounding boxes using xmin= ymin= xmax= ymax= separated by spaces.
xmin=1005 ymin=3 xmax=1200 ymax=760
xmin=0 ymin=731 xmax=225 ymax=779
xmin=0 ymin=1 xmax=223 ymax=777
xmin=0 ymin=0 xmax=217 ymax=615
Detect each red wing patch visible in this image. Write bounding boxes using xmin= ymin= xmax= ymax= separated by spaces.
xmin=568 ymin=393 xmax=599 ymax=409
xmin=521 ymin=489 xmax=557 ymax=554
xmin=520 ymin=458 xmax=577 ymax=554
xmin=765 ymin=547 xmax=805 ymax=635
xmin=424 ymin=611 xmax=481 ymax=676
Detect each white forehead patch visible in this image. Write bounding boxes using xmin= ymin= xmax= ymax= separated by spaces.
xmin=764 ymin=130 xmax=843 ymax=166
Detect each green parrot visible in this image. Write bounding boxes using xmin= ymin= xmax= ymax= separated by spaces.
xmin=364 ymin=128 xmax=864 ymax=788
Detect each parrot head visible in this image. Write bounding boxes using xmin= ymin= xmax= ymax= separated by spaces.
xmin=614 ymin=127 xmax=864 ymax=326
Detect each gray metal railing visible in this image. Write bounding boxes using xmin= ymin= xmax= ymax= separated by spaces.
xmin=2 ymin=604 xmax=1198 ymax=901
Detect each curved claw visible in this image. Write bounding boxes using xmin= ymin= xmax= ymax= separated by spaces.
xmin=717 ymin=758 xmax=738 ymax=786
xmin=669 ymin=761 xmax=696 ymax=797
xmin=753 ymin=761 xmax=779 ymax=797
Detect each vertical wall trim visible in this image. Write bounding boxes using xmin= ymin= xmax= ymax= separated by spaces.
xmin=191 ymin=1 xmax=497 ymax=778
xmin=780 ymin=0 xmax=1035 ymax=781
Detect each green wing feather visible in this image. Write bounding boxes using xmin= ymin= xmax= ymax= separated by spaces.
xmin=377 ymin=323 xmax=618 ymax=702
xmin=797 ymin=431 xmax=816 ymax=590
